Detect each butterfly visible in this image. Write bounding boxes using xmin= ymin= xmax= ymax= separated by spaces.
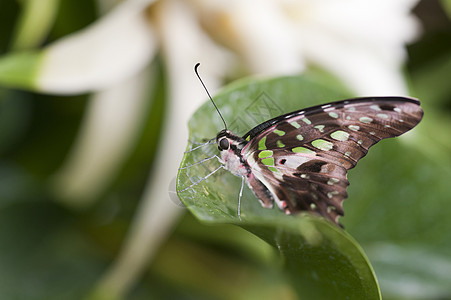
xmin=179 ymin=64 xmax=424 ymax=226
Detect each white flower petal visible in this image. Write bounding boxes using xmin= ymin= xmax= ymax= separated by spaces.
xmin=300 ymin=30 xmax=410 ymax=95
xmin=295 ymin=0 xmax=420 ymax=62
xmin=52 ymin=66 xmax=153 ymax=206
xmin=264 ymin=0 xmax=419 ymax=94
xmin=193 ymin=0 xmax=420 ymax=94
xmin=192 ymin=0 xmax=305 ymax=74
xmin=37 ymin=0 xmax=156 ymax=94
xmin=295 ymin=0 xmax=420 ymax=94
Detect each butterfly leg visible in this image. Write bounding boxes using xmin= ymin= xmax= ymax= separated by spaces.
xmin=189 ymin=137 xmax=216 ymax=145
xmin=178 ymin=165 xmax=224 ymax=192
xmin=178 ymin=155 xmax=221 ymax=170
xmin=238 ymin=176 xmax=245 ymax=221
xmin=184 ymin=137 xmax=216 ymax=153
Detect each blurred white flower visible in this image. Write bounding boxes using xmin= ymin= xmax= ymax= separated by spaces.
xmin=0 ymin=0 xmax=421 ymax=298
xmin=191 ymin=0 xmax=420 ymax=95
xmin=38 ymin=0 xmax=156 ymax=93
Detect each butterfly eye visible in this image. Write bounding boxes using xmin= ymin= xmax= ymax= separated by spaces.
xmin=218 ymin=138 xmax=230 ymax=150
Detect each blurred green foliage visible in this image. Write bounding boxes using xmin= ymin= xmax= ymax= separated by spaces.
xmin=0 ymin=1 xmax=450 ymax=300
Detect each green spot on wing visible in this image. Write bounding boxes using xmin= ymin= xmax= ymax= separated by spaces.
xmin=330 ymin=130 xmax=350 ymax=141
xmin=292 ymin=147 xmax=316 ymax=154
xmin=258 ymin=136 xmax=267 ymax=150
xmin=258 ymin=150 xmax=273 ymax=158
xmin=312 ymin=139 xmax=334 ymax=151
xmin=277 ymin=140 xmax=285 ymax=148
xmin=268 ymin=166 xmax=279 ymax=172
xmin=274 ymin=129 xmax=285 ymax=136
xmin=261 ymin=157 xmax=275 ymax=166
xmin=302 ymin=117 xmax=312 ymax=125
xmin=290 ymin=121 xmax=301 ymax=129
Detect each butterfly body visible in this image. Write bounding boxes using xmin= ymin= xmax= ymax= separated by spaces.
xmin=217 ymin=130 xmax=248 ymax=177
xmin=217 ymin=130 xmax=275 ymax=210
xmin=212 ymin=96 xmax=423 ymax=225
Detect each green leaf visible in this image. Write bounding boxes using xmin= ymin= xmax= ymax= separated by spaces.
xmin=366 ymin=243 xmax=451 ymax=299
xmin=440 ymin=0 xmax=451 ymax=19
xmin=342 ymin=112 xmax=451 ymax=299
xmin=0 ymin=192 xmax=106 ymax=299
xmin=10 ymin=0 xmax=60 ymax=50
xmin=410 ymin=53 xmax=451 ymax=106
xmin=0 ymin=51 xmax=43 ymax=90
xmin=177 ymin=73 xmax=381 ymax=299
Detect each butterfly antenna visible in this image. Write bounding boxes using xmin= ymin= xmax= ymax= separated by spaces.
xmin=194 ymin=63 xmax=227 ymax=129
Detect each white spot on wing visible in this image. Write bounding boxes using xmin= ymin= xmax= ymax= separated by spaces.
xmin=273 ymin=170 xmax=284 ymax=181
xmin=370 ymin=105 xmax=381 ymax=111
xmin=278 ymin=156 xmax=313 ymax=170
xmin=328 ymin=112 xmax=339 ymax=118
xmin=327 ymin=178 xmax=340 ymax=185
xmin=359 ymin=116 xmax=373 ymax=124
xmin=314 ymin=125 xmax=325 ymax=132
xmin=348 ymin=125 xmax=360 ymax=131
xmin=327 ymin=191 xmax=339 ymax=199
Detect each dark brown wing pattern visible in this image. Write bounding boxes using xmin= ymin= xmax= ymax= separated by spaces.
xmin=242 ymin=97 xmax=423 ymax=225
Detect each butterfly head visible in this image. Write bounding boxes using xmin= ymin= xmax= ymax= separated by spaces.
xmin=216 ymin=129 xmax=249 ymax=177
xmin=216 ymin=129 xmax=245 ymax=151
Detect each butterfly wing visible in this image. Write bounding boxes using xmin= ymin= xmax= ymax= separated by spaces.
xmin=242 ymin=97 xmax=423 ymax=225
